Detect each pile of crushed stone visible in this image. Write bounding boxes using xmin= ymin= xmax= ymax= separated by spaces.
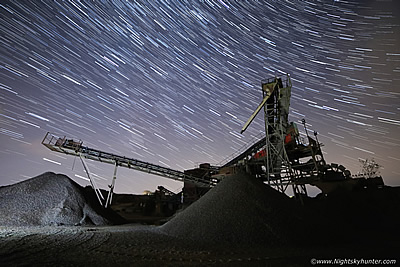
xmin=160 ymin=173 xmax=307 ymax=247
xmin=0 ymin=172 xmax=116 ymax=226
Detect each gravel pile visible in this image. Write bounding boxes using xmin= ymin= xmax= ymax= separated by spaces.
xmin=0 ymin=172 xmax=112 ymax=226
xmin=160 ymin=173 xmax=306 ymax=247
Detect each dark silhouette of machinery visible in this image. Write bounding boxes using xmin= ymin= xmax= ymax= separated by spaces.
xmin=42 ymin=133 xmax=218 ymax=207
xmin=42 ymin=74 xmax=384 ymax=208
xmin=235 ymin=74 xmax=383 ymax=197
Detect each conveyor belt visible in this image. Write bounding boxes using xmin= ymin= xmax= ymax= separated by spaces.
xmin=42 ymin=132 xmax=214 ymax=187
xmin=221 ymin=136 xmax=266 ymax=168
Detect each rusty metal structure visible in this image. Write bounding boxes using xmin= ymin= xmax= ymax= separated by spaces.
xmin=42 ymin=73 xmax=384 ymax=208
xmin=235 ymin=74 xmax=383 ymax=197
xmin=237 ymin=74 xmax=321 ymax=197
xmin=42 ymin=133 xmax=218 ymax=207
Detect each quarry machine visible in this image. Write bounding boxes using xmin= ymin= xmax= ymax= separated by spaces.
xmin=236 ymin=74 xmax=322 ymax=197
xmin=233 ymin=73 xmax=383 ymax=197
xmin=42 ymin=73 xmax=384 ymax=209
xmin=42 ymin=133 xmax=218 ymax=208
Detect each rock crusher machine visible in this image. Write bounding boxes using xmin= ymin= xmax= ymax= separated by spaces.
xmin=42 ymin=74 xmax=382 ymax=208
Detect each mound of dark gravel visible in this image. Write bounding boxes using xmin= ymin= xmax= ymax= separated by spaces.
xmin=0 ymin=172 xmax=116 ymax=226
xmin=160 ymin=173 xmax=307 ymax=247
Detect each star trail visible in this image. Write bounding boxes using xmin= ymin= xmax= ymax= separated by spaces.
xmin=0 ymin=0 xmax=399 ymax=194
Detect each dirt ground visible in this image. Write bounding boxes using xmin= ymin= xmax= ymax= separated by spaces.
xmin=0 ymin=224 xmax=302 ymax=267
xmin=0 ymin=224 xmax=398 ymax=267
xmin=1 ymin=173 xmax=399 ymax=266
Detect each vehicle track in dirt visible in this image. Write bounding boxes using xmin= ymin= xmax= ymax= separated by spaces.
xmin=0 ymin=225 xmax=307 ymax=266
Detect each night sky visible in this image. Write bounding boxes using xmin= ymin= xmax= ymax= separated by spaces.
xmin=1 ymin=0 xmax=399 ymax=195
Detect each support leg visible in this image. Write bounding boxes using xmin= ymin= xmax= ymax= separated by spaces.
xmin=105 ymin=161 xmax=118 ymax=208
xmin=79 ymin=153 xmax=104 ymax=206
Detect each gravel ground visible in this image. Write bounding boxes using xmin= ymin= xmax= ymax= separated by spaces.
xmin=0 ymin=223 xmax=397 ymax=267
xmin=160 ymin=173 xmax=307 ymax=247
xmin=0 ymin=172 xmax=399 ymax=266
xmin=0 ymin=224 xmax=314 ymax=267
xmin=0 ymin=172 xmax=112 ymax=226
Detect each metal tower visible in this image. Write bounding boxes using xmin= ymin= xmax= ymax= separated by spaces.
xmin=240 ymin=74 xmax=307 ymax=197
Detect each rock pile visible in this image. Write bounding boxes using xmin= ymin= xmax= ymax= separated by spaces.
xmin=160 ymin=173 xmax=306 ymax=247
xmin=0 ymin=172 xmax=113 ymax=226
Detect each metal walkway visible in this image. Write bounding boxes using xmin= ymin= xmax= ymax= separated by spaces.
xmin=42 ymin=132 xmax=215 ymax=206
xmin=42 ymin=132 xmax=214 ymax=186
xmin=221 ymin=136 xmax=266 ymax=168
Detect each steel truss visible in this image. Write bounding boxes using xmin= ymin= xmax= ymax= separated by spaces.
xmin=241 ymin=74 xmax=307 ymax=197
xmin=42 ymin=132 xmax=215 ymax=207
